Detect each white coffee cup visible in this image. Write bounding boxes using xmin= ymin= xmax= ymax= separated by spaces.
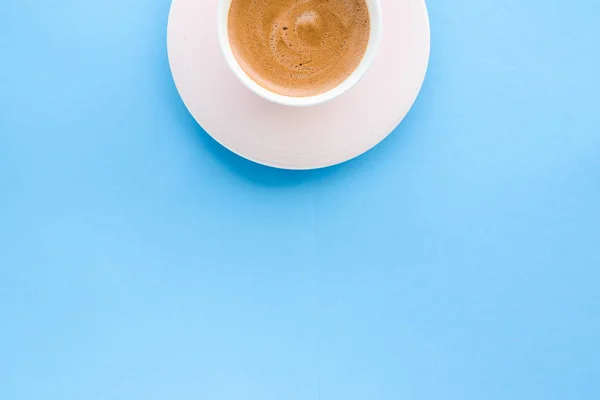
xmin=218 ymin=0 xmax=383 ymax=107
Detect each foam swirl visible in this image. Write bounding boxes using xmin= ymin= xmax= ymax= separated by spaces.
xmin=229 ymin=0 xmax=370 ymax=97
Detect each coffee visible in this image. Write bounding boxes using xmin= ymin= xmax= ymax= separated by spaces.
xmin=228 ymin=0 xmax=370 ymax=98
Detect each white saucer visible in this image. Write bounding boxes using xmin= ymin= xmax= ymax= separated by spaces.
xmin=167 ymin=0 xmax=430 ymax=170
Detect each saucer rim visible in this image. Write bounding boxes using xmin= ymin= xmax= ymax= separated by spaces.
xmin=167 ymin=0 xmax=431 ymax=170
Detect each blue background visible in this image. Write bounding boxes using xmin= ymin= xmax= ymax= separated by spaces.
xmin=1 ymin=0 xmax=599 ymax=399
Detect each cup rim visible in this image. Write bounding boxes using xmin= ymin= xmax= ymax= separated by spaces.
xmin=218 ymin=0 xmax=383 ymax=107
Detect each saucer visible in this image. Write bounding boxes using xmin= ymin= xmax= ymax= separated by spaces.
xmin=167 ymin=0 xmax=430 ymax=170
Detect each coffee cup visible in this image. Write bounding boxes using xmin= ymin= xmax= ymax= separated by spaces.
xmin=218 ymin=0 xmax=383 ymax=107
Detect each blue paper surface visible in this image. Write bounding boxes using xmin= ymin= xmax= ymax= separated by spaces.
xmin=1 ymin=1 xmax=599 ymax=399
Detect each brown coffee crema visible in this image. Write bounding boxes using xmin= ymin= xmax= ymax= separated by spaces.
xmin=228 ymin=0 xmax=370 ymax=97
